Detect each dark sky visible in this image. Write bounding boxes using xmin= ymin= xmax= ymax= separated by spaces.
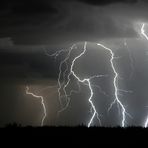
xmin=1 ymin=0 xmax=148 ymax=127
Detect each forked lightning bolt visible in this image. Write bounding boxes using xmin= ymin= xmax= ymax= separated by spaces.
xmin=23 ymin=21 xmax=148 ymax=127
xmin=27 ymin=40 xmax=133 ymax=127
xmin=65 ymin=42 xmax=106 ymax=127
xmin=45 ymin=41 xmax=131 ymax=127
xmin=25 ymin=86 xmax=46 ymax=126
xmin=141 ymin=23 xmax=148 ymax=40
xmin=97 ymin=43 xmax=131 ymax=127
xmin=45 ymin=44 xmax=78 ymax=112
xmin=141 ymin=23 xmax=148 ymax=128
xmin=47 ymin=42 xmax=108 ymax=127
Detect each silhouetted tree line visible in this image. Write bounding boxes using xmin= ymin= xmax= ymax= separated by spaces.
xmin=2 ymin=122 xmax=147 ymax=129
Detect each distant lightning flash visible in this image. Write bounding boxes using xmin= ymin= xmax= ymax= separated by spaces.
xmin=25 ymin=86 xmax=46 ymax=126
xmin=46 ymin=44 xmax=78 ymax=112
xmin=141 ymin=23 xmax=148 ymax=128
xmin=97 ymin=43 xmax=130 ymax=127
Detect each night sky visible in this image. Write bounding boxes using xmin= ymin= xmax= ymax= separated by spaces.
xmin=1 ymin=0 xmax=148 ymax=127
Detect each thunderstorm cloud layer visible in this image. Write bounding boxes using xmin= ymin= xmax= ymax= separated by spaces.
xmin=1 ymin=0 xmax=148 ymax=127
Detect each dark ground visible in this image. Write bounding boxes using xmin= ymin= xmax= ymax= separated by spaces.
xmin=1 ymin=123 xmax=148 ymax=145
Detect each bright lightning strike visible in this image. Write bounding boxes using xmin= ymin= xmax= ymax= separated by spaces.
xmin=97 ymin=43 xmax=130 ymax=127
xmin=141 ymin=23 xmax=148 ymax=128
xmin=141 ymin=23 xmax=148 ymax=41
xmin=48 ymin=42 xmax=107 ymax=126
xmin=144 ymin=117 xmax=148 ymax=128
xmin=64 ymin=42 xmax=106 ymax=127
xmin=25 ymin=86 xmax=46 ymax=126
xmin=45 ymin=41 xmax=130 ymax=127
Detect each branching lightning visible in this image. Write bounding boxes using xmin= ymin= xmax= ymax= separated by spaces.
xmin=25 ymin=86 xmax=46 ymax=126
xmin=27 ymin=29 xmax=138 ymax=127
xmin=97 ymin=43 xmax=131 ymax=127
xmin=141 ymin=23 xmax=148 ymax=41
xmin=65 ymin=42 xmax=106 ymax=127
xmin=45 ymin=42 xmax=108 ymax=127
xmin=141 ymin=23 xmax=148 ymax=128
xmin=45 ymin=44 xmax=78 ymax=112
xmin=43 ymin=41 xmax=133 ymax=127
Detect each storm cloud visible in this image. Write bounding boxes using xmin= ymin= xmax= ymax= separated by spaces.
xmin=1 ymin=0 xmax=148 ymax=46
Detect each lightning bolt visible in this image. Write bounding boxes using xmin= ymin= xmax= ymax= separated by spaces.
xmin=141 ymin=23 xmax=148 ymax=40
xmin=144 ymin=117 xmax=148 ymax=128
xmin=44 ymin=41 xmax=131 ymax=127
xmin=97 ymin=43 xmax=131 ymax=127
xmin=64 ymin=42 xmax=107 ymax=127
xmin=25 ymin=86 xmax=46 ymax=126
xmin=44 ymin=44 xmax=78 ymax=113
xmin=47 ymin=42 xmax=108 ymax=126
xmin=141 ymin=23 xmax=148 ymax=128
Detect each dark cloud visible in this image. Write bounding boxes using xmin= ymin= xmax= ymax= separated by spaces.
xmin=0 ymin=37 xmax=13 ymax=47
xmin=0 ymin=48 xmax=59 ymax=82
xmin=0 ymin=0 xmax=143 ymax=46
xmin=78 ymin=0 xmax=138 ymax=5
xmin=0 ymin=0 xmax=58 ymax=13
